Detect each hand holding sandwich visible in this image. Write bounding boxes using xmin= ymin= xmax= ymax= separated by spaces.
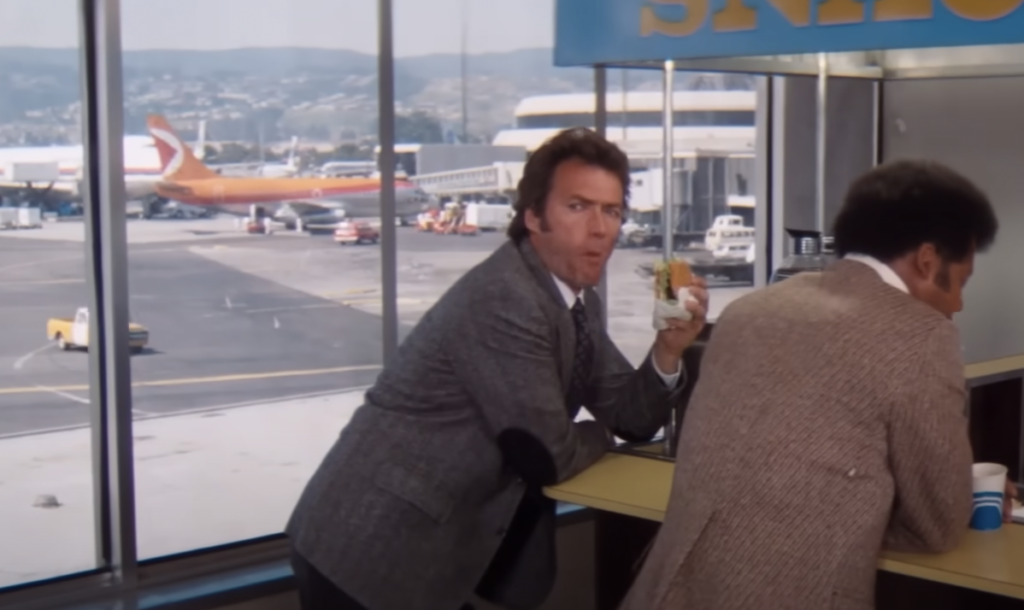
xmin=652 ymin=260 xmax=709 ymax=375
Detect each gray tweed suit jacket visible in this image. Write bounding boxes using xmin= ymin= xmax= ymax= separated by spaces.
xmin=286 ymin=238 xmax=685 ymax=610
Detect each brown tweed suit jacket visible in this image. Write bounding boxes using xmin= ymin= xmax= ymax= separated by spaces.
xmin=620 ymin=259 xmax=973 ymax=610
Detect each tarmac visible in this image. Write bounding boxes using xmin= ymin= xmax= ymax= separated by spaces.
xmin=0 ymin=387 xmax=366 ymax=587
xmin=0 ymin=216 xmax=756 ymax=588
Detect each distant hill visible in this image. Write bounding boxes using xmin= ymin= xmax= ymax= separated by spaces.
xmin=0 ymin=46 xmax=750 ymax=145
xmin=0 ymin=46 xmax=593 ymax=86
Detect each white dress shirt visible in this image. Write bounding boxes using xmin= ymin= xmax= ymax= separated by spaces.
xmin=551 ymin=274 xmax=681 ymax=388
xmin=843 ymin=253 xmax=910 ymax=293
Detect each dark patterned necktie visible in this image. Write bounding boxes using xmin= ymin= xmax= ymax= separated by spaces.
xmin=568 ymin=297 xmax=594 ymax=409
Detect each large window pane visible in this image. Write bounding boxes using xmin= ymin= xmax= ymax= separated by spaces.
xmin=393 ymin=0 xmax=580 ymax=330
xmin=0 ymin=0 xmax=97 ymax=588
xmin=607 ymin=70 xmax=762 ymax=366
xmin=119 ymin=0 xmax=382 ymax=560
xmin=392 ymin=0 xmax=763 ymax=362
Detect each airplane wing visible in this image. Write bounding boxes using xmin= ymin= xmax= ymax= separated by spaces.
xmin=0 ymin=180 xmax=76 ymax=201
xmin=276 ymin=199 xmax=348 ymax=217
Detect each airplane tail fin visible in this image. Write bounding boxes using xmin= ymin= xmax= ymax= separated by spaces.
xmin=146 ymin=115 xmax=218 ymax=181
xmin=287 ymin=136 xmax=299 ymax=168
xmin=194 ymin=120 xmax=207 ymax=161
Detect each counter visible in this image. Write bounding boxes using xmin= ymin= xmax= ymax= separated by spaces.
xmin=545 ymin=452 xmax=1024 ymax=602
xmin=966 ymin=354 xmax=1024 ymax=382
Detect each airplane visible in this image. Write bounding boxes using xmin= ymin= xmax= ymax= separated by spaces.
xmin=207 ymin=136 xmax=301 ymax=178
xmin=257 ymin=136 xmax=299 ymax=177
xmin=146 ymin=114 xmax=435 ymax=223
xmin=0 ymin=121 xmax=220 ymax=209
xmin=0 ymin=135 xmax=167 ymax=205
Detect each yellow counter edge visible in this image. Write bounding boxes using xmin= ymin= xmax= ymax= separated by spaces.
xmin=965 ymin=353 xmax=1024 ymax=380
xmin=545 ymin=451 xmax=1024 ymax=601
xmin=545 ymin=488 xmax=665 ymax=524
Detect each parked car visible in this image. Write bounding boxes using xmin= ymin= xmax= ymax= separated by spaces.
xmin=334 ymin=220 xmax=380 ymax=245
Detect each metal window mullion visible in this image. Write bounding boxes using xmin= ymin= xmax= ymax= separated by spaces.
xmin=378 ymin=0 xmax=398 ymax=365
xmin=753 ymin=75 xmax=773 ymax=287
xmin=815 ymin=53 xmax=828 ymax=235
xmin=79 ymin=0 xmax=139 ymax=588
xmin=660 ymin=60 xmax=675 ymax=458
xmin=769 ymin=77 xmax=787 ymax=274
xmin=872 ymin=80 xmax=882 ymax=166
xmin=661 ymin=60 xmax=674 ymax=262
xmin=593 ymin=65 xmax=608 ymax=330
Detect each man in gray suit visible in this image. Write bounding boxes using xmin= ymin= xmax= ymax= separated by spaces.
xmin=286 ymin=127 xmax=709 ymax=610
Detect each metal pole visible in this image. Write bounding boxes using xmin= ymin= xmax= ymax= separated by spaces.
xmin=594 ymin=66 xmax=608 ymax=136
xmin=871 ymin=80 xmax=881 ymax=167
xmin=815 ymin=52 xmax=828 ymax=235
xmin=662 ymin=59 xmax=675 ymax=261
xmin=378 ymin=0 xmax=398 ymax=363
xmin=594 ymin=66 xmax=609 ymax=330
xmin=621 ymin=69 xmax=628 ymax=140
xmin=79 ymin=0 xmax=137 ymax=584
xmin=753 ymin=75 xmax=773 ymax=287
xmin=661 ymin=59 xmax=676 ymax=458
xmin=460 ymin=0 xmax=469 ymax=143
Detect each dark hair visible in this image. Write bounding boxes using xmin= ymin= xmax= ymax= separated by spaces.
xmin=832 ymin=159 xmax=998 ymax=262
xmin=507 ymin=127 xmax=631 ymax=243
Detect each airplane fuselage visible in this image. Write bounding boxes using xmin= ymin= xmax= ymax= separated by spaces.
xmin=153 ymin=176 xmax=431 ymax=219
xmin=0 ymin=136 xmax=163 ymax=202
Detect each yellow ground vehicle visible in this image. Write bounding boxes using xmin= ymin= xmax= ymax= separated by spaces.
xmin=47 ymin=307 xmax=149 ymax=354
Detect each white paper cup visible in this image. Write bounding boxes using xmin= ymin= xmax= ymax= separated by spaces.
xmin=971 ymin=462 xmax=1007 ymax=531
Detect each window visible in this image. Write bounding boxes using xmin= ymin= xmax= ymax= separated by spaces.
xmin=607 ymin=70 xmax=763 ymax=366
xmin=0 ymin=0 xmax=768 ymax=602
xmin=0 ymin=0 xmax=99 ymax=589
xmin=393 ymin=0 xmax=560 ymax=330
xmin=119 ymin=0 xmax=382 ymax=562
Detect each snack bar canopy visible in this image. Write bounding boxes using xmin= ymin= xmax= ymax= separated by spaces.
xmin=554 ymin=1 xmax=1024 ymax=78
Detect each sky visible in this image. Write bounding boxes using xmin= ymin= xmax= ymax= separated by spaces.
xmin=0 ymin=0 xmax=555 ymax=56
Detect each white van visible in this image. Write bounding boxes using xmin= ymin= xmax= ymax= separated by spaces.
xmin=704 ymin=214 xmax=755 ymax=251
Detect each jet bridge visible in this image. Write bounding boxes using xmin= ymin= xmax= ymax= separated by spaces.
xmin=410 ymin=161 xmax=525 ymax=199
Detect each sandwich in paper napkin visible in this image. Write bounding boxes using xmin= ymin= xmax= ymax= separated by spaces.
xmin=654 ymin=289 xmax=697 ymax=329
xmin=652 ymin=259 xmax=696 ymax=330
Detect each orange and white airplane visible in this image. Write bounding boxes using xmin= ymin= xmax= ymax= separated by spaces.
xmin=146 ymin=114 xmax=433 ymax=221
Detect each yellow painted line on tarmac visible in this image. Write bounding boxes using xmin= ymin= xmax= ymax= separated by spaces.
xmin=336 ymin=297 xmax=432 ymax=307
xmin=0 ymin=255 xmax=82 ymax=275
xmin=244 ymin=303 xmax=342 ymax=314
xmin=0 ymin=364 xmax=382 ymax=396
xmin=318 ymin=287 xmax=379 ymax=298
xmin=0 ymin=278 xmax=84 ymax=286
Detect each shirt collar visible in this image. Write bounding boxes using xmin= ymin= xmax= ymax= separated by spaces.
xmin=843 ymin=253 xmax=909 ymax=294
xmin=551 ymin=274 xmax=581 ymax=309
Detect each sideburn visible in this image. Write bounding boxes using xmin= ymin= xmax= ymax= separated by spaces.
xmin=935 ymin=262 xmax=951 ymax=291
xmin=538 ymin=212 xmax=552 ymax=233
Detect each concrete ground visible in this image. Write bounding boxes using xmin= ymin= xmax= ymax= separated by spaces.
xmin=0 ymin=388 xmax=365 ymax=587
xmin=0 ymin=216 xmax=757 ymax=588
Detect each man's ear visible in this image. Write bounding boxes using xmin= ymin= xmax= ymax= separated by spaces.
xmin=524 ymin=207 xmax=540 ymax=234
xmin=913 ymin=243 xmax=942 ymax=281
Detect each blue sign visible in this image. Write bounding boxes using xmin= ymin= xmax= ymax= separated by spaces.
xmin=555 ymin=0 xmax=1024 ymax=66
